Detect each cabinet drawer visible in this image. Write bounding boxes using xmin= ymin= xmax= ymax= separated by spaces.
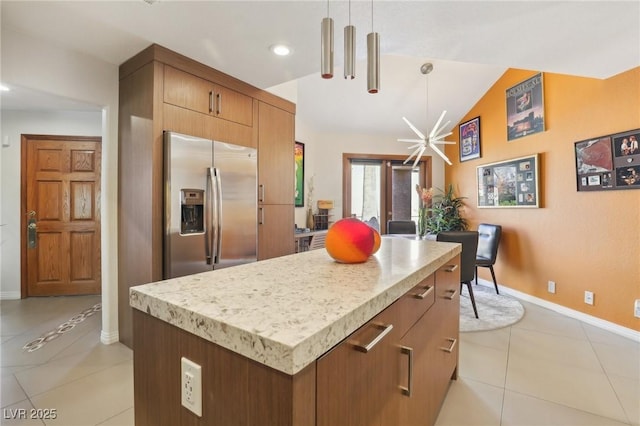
xmin=316 ymin=301 xmax=401 ymax=426
xmin=435 ymin=254 xmax=460 ymax=302
xmin=394 ymin=273 xmax=436 ymax=338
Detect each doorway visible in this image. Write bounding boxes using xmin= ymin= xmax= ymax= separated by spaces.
xmin=21 ymin=135 xmax=102 ymax=297
xmin=343 ymin=153 xmax=431 ymax=234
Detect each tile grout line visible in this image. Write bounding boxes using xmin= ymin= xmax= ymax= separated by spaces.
xmin=498 ymin=324 xmax=513 ymax=426
xmin=581 ymin=321 xmax=635 ymax=426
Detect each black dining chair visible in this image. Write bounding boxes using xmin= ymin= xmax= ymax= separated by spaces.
xmin=437 ymin=231 xmax=480 ymax=318
xmin=387 ymin=220 xmax=416 ymax=235
xmin=475 ymin=223 xmax=502 ymax=294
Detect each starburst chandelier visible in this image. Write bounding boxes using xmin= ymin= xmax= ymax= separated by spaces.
xmin=397 ymin=63 xmax=455 ymax=167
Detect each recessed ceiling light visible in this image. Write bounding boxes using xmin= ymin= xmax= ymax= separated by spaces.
xmin=0 ymin=84 xmax=9 ymax=92
xmin=270 ymin=45 xmax=291 ymax=56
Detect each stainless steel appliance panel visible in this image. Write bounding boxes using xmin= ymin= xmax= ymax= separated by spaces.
xmin=164 ymin=132 xmax=213 ymax=278
xmin=213 ymin=141 xmax=257 ymax=269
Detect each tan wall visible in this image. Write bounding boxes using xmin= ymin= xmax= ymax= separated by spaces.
xmin=446 ymin=67 xmax=640 ymax=331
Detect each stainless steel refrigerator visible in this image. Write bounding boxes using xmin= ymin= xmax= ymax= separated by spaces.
xmin=164 ymin=131 xmax=257 ymax=279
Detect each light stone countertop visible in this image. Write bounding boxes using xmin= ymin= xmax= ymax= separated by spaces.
xmin=129 ymin=237 xmax=460 ymax=375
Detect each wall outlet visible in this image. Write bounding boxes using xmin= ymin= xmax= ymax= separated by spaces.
xmin=547 ymin=281 xmax=556 ymax=294
xmin=634 ymin=299 xmax=640 ymax=318
xmin=181 ymin=357 xmax=202 ymax=417
xmin=584 ymin=291 xmax=594 ymax=306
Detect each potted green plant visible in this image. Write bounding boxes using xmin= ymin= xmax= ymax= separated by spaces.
xmin=426 ymin=184 xmax=468 ymax=234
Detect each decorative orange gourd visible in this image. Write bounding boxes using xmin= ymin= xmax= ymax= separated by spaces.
xmin=371 ymin=228 xmax=381 ymax=254
xmin=325 ymin=218 xmax=379 ymax=263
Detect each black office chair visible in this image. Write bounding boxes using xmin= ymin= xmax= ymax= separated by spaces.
xmin=387 ymin=220 xmax=416 ymax=234
xmin=475 ymin=223 xmax=502 ymax=294
xmin=437 ymin=231 xmax=480 ymax=319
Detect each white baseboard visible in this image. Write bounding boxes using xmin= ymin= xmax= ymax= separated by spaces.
xmin=0 ymin=291 xmax=21 ymax=300
xmin=100 ymin=329 xmax=119 ymax=345
xmin=476 ymin=278 xmax=640 ymax=343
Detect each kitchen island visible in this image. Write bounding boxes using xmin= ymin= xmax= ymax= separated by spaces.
xmin=130 ymin=236 xmax=461 ymax=426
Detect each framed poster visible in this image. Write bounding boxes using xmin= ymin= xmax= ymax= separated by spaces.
xmin=506 ymin=73 xmax=545 ymax=141
xmin=459 ymin=116 xmax=481 ymax=162
xmin=477 ymin=154 xmax=540 ymax=208
xmin=294 ymin=141 xmax=305 ymax=207
xmin=575 ymin=128 xmax=640 ymax=191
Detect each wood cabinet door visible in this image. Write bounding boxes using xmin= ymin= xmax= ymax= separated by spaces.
xmin=212 ymin=84 xmax=253 ymax=127
xmin=258 ymin=102 xmax=294 ymax=205
xmin=164 ymin=65 xmax=213 ymax=115
xmin=434 ymin=255 xmax=461 ymax=383
xmin=258 ymin=204 xmax=294 ymax=260
xmin=24 ymin=135 xmax=102 ymax=296
xmin=164 ymin=65 xmax=253 ymax=127
xmin=316 ymin=303 xmax=401 ymax=426
xmin=398 ymin=306 xmax=440 ymax=426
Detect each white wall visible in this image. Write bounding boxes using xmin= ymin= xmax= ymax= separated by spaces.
xmin=300 ymin=130 xmax=446 ymax=225
xmin=268 ymin=80 xmax=447 ymax=228
xmin=0 ymin=110 xmax=102 ymax=298
xmin=1 ymin=28 xmax=120 ymax=344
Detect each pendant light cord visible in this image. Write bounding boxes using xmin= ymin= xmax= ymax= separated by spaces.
xmin=425 ymin=74 xmax=429 ymax=128
xmin=371 ymin=0 xmax=374 ymax=31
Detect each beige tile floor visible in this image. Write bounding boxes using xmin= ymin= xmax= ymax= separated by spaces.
xmin=1 ymin=295 xmax=638 ymax=426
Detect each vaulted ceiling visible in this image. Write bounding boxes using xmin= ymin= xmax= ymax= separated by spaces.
xmin=2 ymin=1 xmax=638 ymax=136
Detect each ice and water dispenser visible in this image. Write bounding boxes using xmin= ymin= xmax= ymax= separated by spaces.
xmin=180 ymin=189 xmax=205 ymax=234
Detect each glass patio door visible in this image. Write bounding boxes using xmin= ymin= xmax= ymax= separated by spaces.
xmin=346 ymin=155 xmax=430 ymax=234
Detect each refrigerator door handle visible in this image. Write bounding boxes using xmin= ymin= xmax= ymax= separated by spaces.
xmin=211 ymin=167 xmax=223 ymax=265
xmin=205 ymin=168 xmax=214 ymax=265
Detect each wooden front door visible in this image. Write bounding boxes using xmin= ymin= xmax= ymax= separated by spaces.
xmin=22 ymin=135 xmax=102 ymax=296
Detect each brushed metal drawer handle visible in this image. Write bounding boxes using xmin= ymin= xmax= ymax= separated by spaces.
xmin=444 ymin=289 xmax=458 ymax=300
xmin=444 ymin=264 xmax=459 ymax=273
xmin=414 ymin=285 xmax=434 ymax=300
xmin=400 ymin=346 xmax=413 ymax=397
xmin=440 ymin=338 xmax=457 ymax=353
xmin=352 ymin=323 xmax=394 ymax=353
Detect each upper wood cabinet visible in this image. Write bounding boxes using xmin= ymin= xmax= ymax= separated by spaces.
xmin=258 ymin=101 xmax=295 ymax=205
xmin=164 ymin=65 xmax=253 ymax=127
xmin=118 ymin=44 xmax=295 ymax=347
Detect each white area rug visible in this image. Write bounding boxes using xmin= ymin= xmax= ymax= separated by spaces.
xmin=460 ymin=284 xmax=524 ymax=332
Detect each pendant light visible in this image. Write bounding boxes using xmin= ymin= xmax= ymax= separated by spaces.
xmin=367 ymin=0 xmax=380 ymax=93
xmin=397 ymin=63 xmax=455 ymax=167
xmin=344 ymin=0 xmax=355 ymax=79
xmin=321 ymin=0 xmax=334 ymax=79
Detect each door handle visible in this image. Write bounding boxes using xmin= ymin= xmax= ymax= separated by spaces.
xmin=440 ymin=338 xmax=457 ymax=353
xmin=414 ymin=285 xmax=434 ymax=300
xmin=400 ymin=346 xmax=413 ymax=396
xmin=216 ymin=92 xmax=222 ymax=115
xmin=205 ymin=168 xmax=214 ymax=264
xmin=444 ymin=289 xmax=458 ymax=300
xmin=445 ymin=264 xmax=459 ymax=273
xmin=27 ymin=211 xmax=37 ymax=249
xmin=212 ymin=167 xmax=222 ymax=264
xmin=351 ymin=323 xmax=393 ymax=353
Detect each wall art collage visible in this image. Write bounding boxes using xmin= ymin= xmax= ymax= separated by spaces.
xmin=574 ymin=128 xmax=640 ymax=191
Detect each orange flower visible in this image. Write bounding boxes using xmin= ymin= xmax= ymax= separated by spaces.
xmin=415 ymin=185 xmax=433 ymax=206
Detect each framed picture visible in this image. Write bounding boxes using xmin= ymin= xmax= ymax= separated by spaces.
xmin=459 ymin=116 xmax=481 ymax=162
xmin=294 ymin=141 xmax=305 ymax=207
xmin=477 ymin=154 xmax=540 ymax=208
xmin=575 ymin=128 xmax=640 ymax=191
xmin=506 ymin=73 xmax=545 ymax=141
